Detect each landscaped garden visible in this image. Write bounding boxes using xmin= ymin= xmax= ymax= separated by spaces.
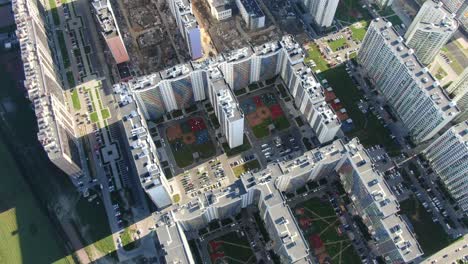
xmin=400 ymin=196 xmax=454 ymax=257
xmin=208 ymin=231 xmax=256 ymax=263
xmin=293 ymin=197 xmax=361 ymax=264
xmin=232 ymin=159 xmax=261 ymax=177
xmin=240 ymin=93 xmax=290 ymax=139
xmin=166 ymin=117 xmax=216 ymax=168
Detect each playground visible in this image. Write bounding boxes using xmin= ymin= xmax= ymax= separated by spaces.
xmin=293 ymin=197 xmax=361 ymax=264
xmin=208 ymin=232 xmax=256 ymax=264
xmin=240 ymin=93 xmax=290 ymax=138
xmin=165 ymin=116 xmax=216 ymax=168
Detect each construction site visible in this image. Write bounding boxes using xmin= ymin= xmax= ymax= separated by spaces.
xmin=112 ymin=0 xmax=191 ymax=74
xmin=111 ymin=0 xmax=311 ymax=74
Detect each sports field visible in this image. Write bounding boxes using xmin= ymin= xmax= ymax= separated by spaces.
xmin=240 ymin=93 xmax=290 ymax=138
xmin=294 ymin=198 xmax=360 ymax=264
xmin=166 ymin=117 xmax=216 ymax=168
xmin=209 ymin=232 xmax=256 ymax=263
xmin=0 ymin=138 xmax=73 ymax=264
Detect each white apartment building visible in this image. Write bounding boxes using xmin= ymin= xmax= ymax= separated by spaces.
xmin=302 ymin=0 xmax=339 ymax=28
xmin=423 ymin=121 xmax=468 ymax=213
xmin=404 ymin=0 xmax=458 ymax=65
xmin=358 ymin=18 xmax=459 ymax=143
xmin=235 ymin=0 xmax=265 ymax=30
xmin=166 ymin=0 xmax=203 ymax=59
xmin=208 ymin=69 xmax=245 ymax=148
xmin=13 ymin=0 xmax=84 ymax=178
xmin=114 ymin=83 xmax=173 ymax=209
xmin=206 ymin=0 xmax=231 ymax=20
xmin=448 ymin=68 xmax=468 ymax=123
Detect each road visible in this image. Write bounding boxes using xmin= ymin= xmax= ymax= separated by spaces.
xmin=53 ymin=0 xmax=160 ymax=261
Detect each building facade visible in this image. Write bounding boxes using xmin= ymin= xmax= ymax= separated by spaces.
xmin=14 ymin=0 xmax=84 ymax=178
xmin=302 ymin=0 xmax=339 ymax=28
xmin=167 ymin=0 xmax=203 ymax=60
xmin=404 ymin=0 xmax=458 ymax=65
xmin=358 ymin=18 xmax=459 ymax=143
xmin=129 ymin=36 xmax=340 ymax=145
xmin=235 ymin=0 xmax=265 ymax=30
xmin=207 ymin=0 xmax=232 ymax=20
xmin=151 ymin=139 xmax=424 ymax=264
xmin=91 ymin=0 xmax=130 ymax=64
xmin=423 ymin=121 xmax=468 ymax=213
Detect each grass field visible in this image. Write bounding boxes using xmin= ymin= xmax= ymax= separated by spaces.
xmin=48 ymin=0 xmax=61 ymax=26
xmin=294 ymin=198 xmax=361 ymax=264
xmin=400 ymin=196 xmax=453 ymax=257
xmin=71 ymin=89 xmax=81 ymax=110
xmin=320 ymin=66 xmax=400 ymax=156
xmin=74 ymin=195 xmax=116 ymax=259
xmin=101 ymin=108 xmax=111 ymax=119
xmin=169 ymin=136 xmax=216 ymax=168
xmin=305 ymin=44 xmax=329 ymax=72
xmin=350 ymin=21 xmax=368 ymax=42
xmin=56 ymin=30 xmax=70 ymax=68
xmin=0 ymin=138 xmax=73 ymax=264
xmin=209 ymin=232 xmax=255 ymax=263
xmin=67 ymin=71 xmax=75 ymax=88
xmin=232 ymin=160 xmax=261 ymax=177
xmin=90 ymin=112 xmax=99 ymax=123
xmin=328 ymin=38 xmax=348 ymax=52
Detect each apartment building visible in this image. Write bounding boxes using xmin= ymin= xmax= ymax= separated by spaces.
xmin=404 ymin=0 xmax=458 ymax=65
xmin=91 ymin=0 xmax=130 ymax=64
xmin=358 ymin=18 xmax=459 ymax=143
xmin=167 ymin=0 xmax=203 ymax=60
xmin=423 ymin=121 xmax=468 ymax=213
xmin=235 ymin=0 xmax=265 ymax=30
xmin=301 ymin=0 xmax=339 ymax=28
xmin=13 ymin=0 xmax=84 ymax=178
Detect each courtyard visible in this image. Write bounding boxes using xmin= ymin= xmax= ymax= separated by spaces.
xmin=208 ymin=231 xmax=256 ymax=264
xmin=165 ymin=116 xmax=216 ymax=168
xmin=240 ymin=92 xmax=290 ymax=139
xmin=293 ymin=197 xmax=361 ymax=264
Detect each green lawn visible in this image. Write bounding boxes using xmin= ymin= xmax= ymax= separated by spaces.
xmin=435 ymin=67 xmax=447 ymax=81
xmin=442 ymin=49 xmax=464 ymax=75
xmin=66 ymin=71 xmax=75 ymax=88
xmin=101 ymin=108 xmax=111 ymax=119
xmin=328 ymin=38 xmax=348 ymax=52
xmin=273 ymin=116 xmax=290 ymax=131
xmin=120 ymin=228 xmax=137 ymax=251
xmin=169 ymin=136 xmax=216 ymax=168
xmin=252 ymin=118 xmax=272 ymax=138
xmin=71 ymin=89 xmax=81 ymax=110
xmin=232 ymin=159 xmax=261 ymax=177
xmin=350 ymin=21 xmax=368 ymax=42
xmin=320 ymin=66 xmax=400 ymax=156
xmin=90 ymin=112 xmax=99 ymax=123
xmin=48 ymin=0 xmax=61 ymax=26
xmin=74 ymin=195 xmax=116 ymax=258
xmin=295 ymin=198 xmax=360 ymax=264
xmin=400 ymin=196 xmax=453 ymax=257
xmin=0 ymin=138 xmax=73 ymax=264
xmin=335 ymin=0 xmax=372 ymax=25
xmin=210 ymin=232 xmax=255 ymax=263
xmin=222 ymin=135 xmax=251 ymax=157
xmin=56 ymin=30 xmax=70 ymax=68
xmin=305 ymin=44 xmax=329 ymax=72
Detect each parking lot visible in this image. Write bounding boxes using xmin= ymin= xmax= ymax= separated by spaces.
xmin=258 ymin=134 xmax=303 ymax=163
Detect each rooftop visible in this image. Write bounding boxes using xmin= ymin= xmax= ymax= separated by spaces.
xmin=92 ymin=0 xmax=118 ymax=38
xmin=238 ymin=0 xmax=264 ymax=18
